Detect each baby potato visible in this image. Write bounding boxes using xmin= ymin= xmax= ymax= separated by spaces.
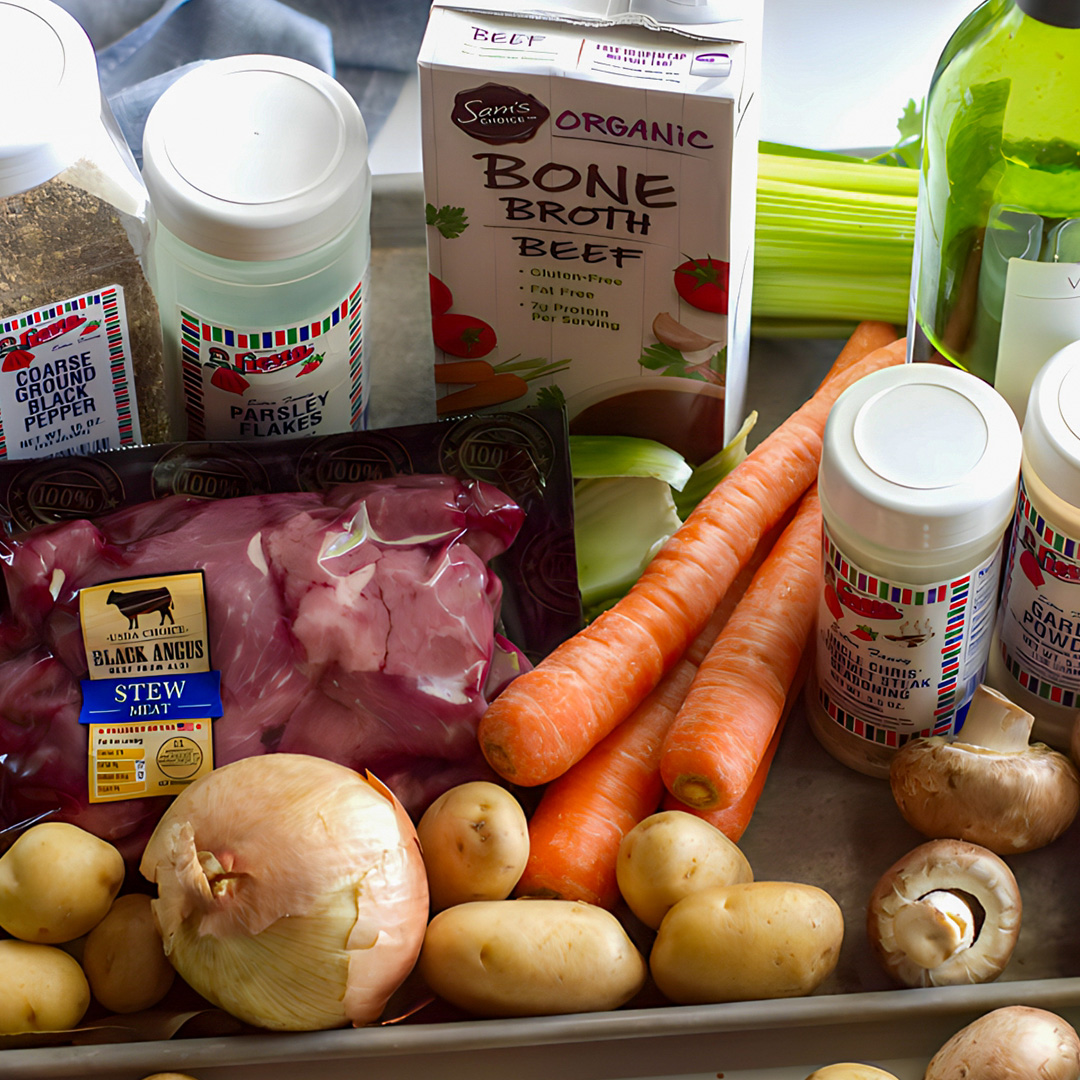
xmin=83 ymin=893 xmax=175 ymax=1013
xmin=419 ymin=898 xmax=647 ymax=1017
xmin=616 ymin=810 xmax=753 ymax=929
xmin=805 ymin=1067 xmax=901 ymax=1080
xmin=0 ymin=939 xmax=91 ymax=1034
xmin=417 ymin=781 xmax=529 ymax=911
xmin=0 ymin=822 xmax=125 ymax=944
xmin=650 ymin=881 xmax=844 ymax=1005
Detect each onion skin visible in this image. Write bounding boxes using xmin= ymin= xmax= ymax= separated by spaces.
xmin=140 ymin=754 xmax=429 ymax=1031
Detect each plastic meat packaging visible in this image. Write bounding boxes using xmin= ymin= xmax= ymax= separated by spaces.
xmin=0 ymin=410 xmax=579 ymax=861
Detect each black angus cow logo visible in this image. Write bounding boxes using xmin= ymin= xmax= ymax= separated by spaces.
xmin=107 ymin=586 xmax=175 ymax=629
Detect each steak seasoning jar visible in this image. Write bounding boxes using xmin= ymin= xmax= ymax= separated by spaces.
xmin=986 ymin=342 xmax=1080 ymax=750
xmin=0 ymin=0 xmax=168 ymax=457
xmin=142 ymin=55 xmax=371 ymax=442
xmin=805 ymin=365 xmax=1022 ymax=778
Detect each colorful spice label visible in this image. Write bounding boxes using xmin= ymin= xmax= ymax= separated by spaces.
xmin=176 ymin=279 xmax=365 ymax=441
xmin=0 ymin=286 xmax=140 ymax=459
xmin=813 ymin=523 xmax=1003 ymax=748
xmin=996 ymin=479 xmax=1080 ymax=706
xmin=78 ymin=571 xmax=220 ymax=803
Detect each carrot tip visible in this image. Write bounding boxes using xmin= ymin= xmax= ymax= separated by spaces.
xmin=671 ymin=775 xmax=720 ymax=810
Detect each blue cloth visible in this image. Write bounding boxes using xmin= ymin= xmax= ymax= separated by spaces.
xmin=54 ymin=0 xmax=431 ymax=164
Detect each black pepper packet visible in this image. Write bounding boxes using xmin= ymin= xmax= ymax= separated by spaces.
xmin=0 ymin=407 xmax=582 ymax=664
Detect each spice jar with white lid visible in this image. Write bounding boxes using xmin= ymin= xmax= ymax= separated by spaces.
xmin=0 ymin=0 xmax=168 ymax=457
xmin=986 ymin=342 xmax=1080 ymax=750
xmin=805 ymin=364 xmax=1022 ymax=778
xmin=141 ymin=55 xmax=372 ymax=442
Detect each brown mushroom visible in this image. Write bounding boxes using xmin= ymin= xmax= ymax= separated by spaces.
xmin=924 ymin=1005 xmax=1080 ymax=1079
xmin=866 ymin=838 xmax=1021 ymax=988
xmin=889 ymin=684 xmax=1080 ymax=854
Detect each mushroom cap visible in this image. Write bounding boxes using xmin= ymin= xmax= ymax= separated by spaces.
xmin=866 ymin=838 xmax=1021 ymax=988
xmin=924 ymin=1005 xmax=1080 ymax=1080
xmin=889 ymin=735 xmax=1080 ymax=854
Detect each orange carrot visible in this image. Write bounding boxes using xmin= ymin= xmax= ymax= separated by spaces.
xmin=659 ymin=643 xmax=812 ymax=841
xmin=434 ymin=360 xmax=497 ymax=384
xmin=822 ymin=321 xmax=898 ymax=386
xmin=513 ymin=526 xmax=780 ymax=909
xmin=477 ymin=333 xmax=906 ymax=787
xmin=436 ymin=371 xmax=529 ymax=415
xmin=661 ymin=486 xmax=823 ymax=811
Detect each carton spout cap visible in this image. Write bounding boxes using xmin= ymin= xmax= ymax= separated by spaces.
xmin=627 ymin=0 xmax=727 ymax=25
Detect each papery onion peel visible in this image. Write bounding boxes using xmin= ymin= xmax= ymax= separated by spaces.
xmin=139 ymin=754 xmax=429 ymax=1031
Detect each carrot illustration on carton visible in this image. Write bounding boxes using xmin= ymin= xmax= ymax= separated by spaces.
xmin=435 ymin=355 xmax=572 ymax=416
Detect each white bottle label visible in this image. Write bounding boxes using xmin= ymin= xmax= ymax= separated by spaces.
xmin=0 ymin=286 xmax=141 ymax=458
xmin=996 ymin=258 xmax=1080 ymax=421
xmin=996 ymin=479 xmax=1080 ymax=707
xmin=813 ymin=523 xmax=1003 ymax=748
xmin=177 ymin=280 xmax=365 ymax=441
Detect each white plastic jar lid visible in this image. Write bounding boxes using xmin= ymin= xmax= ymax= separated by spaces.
xmin=0 ymin=0 xmax=101 ymax=198
xmin=1023 ymin=341 xmax=1080 ymax=508
xmin=141 ymin=55 xmax=369 ymax=262
xmin=819 ymin=364 xmax=1023 ymax=553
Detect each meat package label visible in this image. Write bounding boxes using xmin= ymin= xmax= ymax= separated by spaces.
xmin=77 ymin=571 xmax=219 ymax=803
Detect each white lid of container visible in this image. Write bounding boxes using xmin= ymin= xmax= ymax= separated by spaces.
xmin=1023 ymin=341 xmax=1080 ymax=508
xmin=141 ymin=55 xmax=369 ymax=262
xmin=819 ymin=365 xmax=1023 ymax=552
xmin=0 ymin=0 xmax=102 ymax=198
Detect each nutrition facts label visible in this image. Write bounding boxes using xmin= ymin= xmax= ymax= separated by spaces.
xmin=90 ymin=723 xmax=207 ymax=801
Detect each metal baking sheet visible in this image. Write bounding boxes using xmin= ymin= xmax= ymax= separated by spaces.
xmin=6 ymin=250 xmax=1080 ymax=1079
xmin=6 ymin=702 xmax=1080 ymax=1080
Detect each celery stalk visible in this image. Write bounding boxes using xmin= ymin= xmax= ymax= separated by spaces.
xmin=753 ymin=108 xmax=922 ymax=335
xmin=574 ymin=476 xmax=682 ymax=617
xmin=570 ymin=417 xmax=757 ymax=620
xmin=569 ymin=434 xmax=692 ymax=490
xmin=673 ymin=411 xmax=757 ymax=519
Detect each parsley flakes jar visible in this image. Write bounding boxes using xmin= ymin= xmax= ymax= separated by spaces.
xmin=142 ymin=55 xmax=372 ymax=442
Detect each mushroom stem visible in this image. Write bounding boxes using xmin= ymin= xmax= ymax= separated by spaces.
xmin=956 ymin=684 xmax=1034 ymax=753
xmin=891 ymin=889 xmax=975 ymax=970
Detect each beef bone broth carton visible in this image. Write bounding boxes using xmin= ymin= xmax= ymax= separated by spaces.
xmin=418 ymin=0 xmax=761 ymax=458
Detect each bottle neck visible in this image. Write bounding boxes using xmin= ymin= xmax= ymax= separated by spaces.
xmin=1015 ymin=0 xmax=1080 ymax=27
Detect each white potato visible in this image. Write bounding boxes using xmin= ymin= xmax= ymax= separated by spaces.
xmin=804 ymin=1066 xmax=901 ymax=1080
xmin=419 ymin=898 xmax=647 ymax=1016
xmin=0 ymin=939 xmax=91 ymax=1034
xmin=0 ymin=822 xmax=124 ymax=944
xmin=650 ymin=881 xmax=844 ymax=1004
xmin=417 ymin=781 xmax=529 ymax=911
xmin=83 ymin=893 xmax=175 ymax=1013
xmin=616 ymin=810 xmax=753 ymax=928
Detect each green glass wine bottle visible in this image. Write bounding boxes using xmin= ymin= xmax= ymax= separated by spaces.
xmin=908 ymin=0 xmax=1080 ymax=422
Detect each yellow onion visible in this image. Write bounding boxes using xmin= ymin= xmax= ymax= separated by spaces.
xmin=139 ymin=754 xmax=428 ymax=1031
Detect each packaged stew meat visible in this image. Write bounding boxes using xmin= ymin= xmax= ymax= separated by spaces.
xmin=0 ymin=410 xmax=578 ymax=862
xmin=418 ymin=0 xmax=762 ymax=458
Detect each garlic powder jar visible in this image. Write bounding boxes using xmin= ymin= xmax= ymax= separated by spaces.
xmin=142 ymin=55 xmax=371 ymax=442
xmin=806 ymin=364 xmax=1022 ymax=778
xmin=986 ymin=342 xmax=1080 ymax=750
